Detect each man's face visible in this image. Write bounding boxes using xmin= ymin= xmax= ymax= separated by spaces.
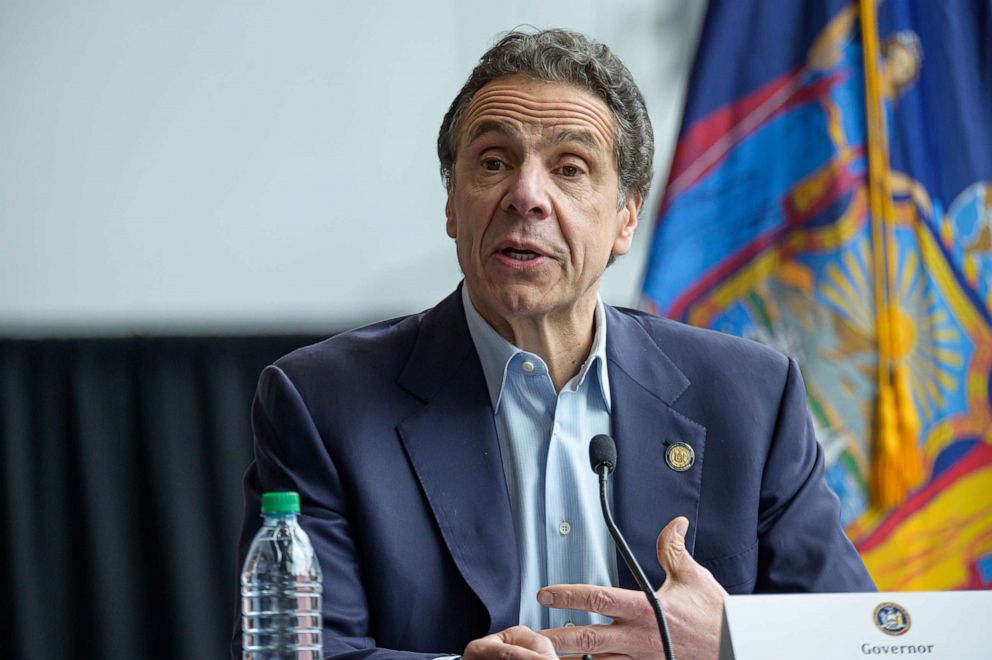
xmin=445 ymin=75 xmax=640 ymax=329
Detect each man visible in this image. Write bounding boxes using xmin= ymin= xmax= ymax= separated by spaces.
xmin=235 ymin=29 xmax=874 ymax=659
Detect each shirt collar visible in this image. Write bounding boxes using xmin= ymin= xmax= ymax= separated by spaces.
xmin=461 ymin=284 xmax=612 ymax=412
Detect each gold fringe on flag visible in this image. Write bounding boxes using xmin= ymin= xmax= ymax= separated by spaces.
xmin=859 ymin=0 xmax=925 ymax=508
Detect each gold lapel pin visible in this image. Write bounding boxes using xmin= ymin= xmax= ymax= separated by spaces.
xmin=665 ymin=442 xmax=695 ymax=471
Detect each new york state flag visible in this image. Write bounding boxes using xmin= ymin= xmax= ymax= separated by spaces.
xmin=642 ymin=0 xmax=992 ymax=590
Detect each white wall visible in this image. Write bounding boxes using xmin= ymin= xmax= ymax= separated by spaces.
xmin=0 ymin=0 xmax=707 ymax=335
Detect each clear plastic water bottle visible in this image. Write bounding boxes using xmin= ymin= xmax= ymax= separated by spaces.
xmin=242 ymin=491 xmax=323 ymax=659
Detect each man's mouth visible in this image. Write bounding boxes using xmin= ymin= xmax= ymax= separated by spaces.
xmin=501 ymin=247 xmax=541 ymax=261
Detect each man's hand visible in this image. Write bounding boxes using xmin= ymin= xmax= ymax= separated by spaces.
xmin=463 ymin=625 xmax=558 ymax=659
xmin=539 ymin=517 xmax=728 ymax=660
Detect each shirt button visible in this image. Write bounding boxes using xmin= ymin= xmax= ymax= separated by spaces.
xmin=558 ymin=520 xmax=572 ymax=535
xmin=553 ymin=422 xmax=561 ymax=434
xmin=521 ymin=361 xmax=535 ymax=373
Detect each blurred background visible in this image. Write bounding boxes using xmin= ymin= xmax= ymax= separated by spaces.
xmin=0 ymin=0 xmax=706 ymax=335
xmin=0 ymin=1 xmax=707 ymax=658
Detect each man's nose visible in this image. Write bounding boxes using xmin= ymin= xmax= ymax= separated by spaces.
xmin=499 ymin=162 xmax=551 ymax=219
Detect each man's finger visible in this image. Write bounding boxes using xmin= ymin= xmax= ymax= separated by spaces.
xmin=464 ymin=638 xmax=552 ymax=659
xmin=540 ymin=623 xmax=620 ymax=656
xmin=537 ymin=584 xmax=648 ymax=619
xmin=496 ymin=625 xmax=558 ymax=653
xmin=655 ymin=516 xmax=694 ymax=584
xmin=463 ymin=625 xmax=557 ymax=659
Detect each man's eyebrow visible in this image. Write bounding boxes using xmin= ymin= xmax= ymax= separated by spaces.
xmin=465 ymin=122 xmax=605 ymax=151
xmin=467 ymin=120 xmax=520 ymax=144
xmin=551 ymin=129 xmax=604 ymax=151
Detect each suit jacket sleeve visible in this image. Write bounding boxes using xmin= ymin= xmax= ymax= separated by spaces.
xmin=754 ymin=357 xmax=875 ymax=592
xmin=232 ymin=364 xmax=451 ymax=660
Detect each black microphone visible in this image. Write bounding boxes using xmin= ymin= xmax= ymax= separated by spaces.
xmin=589 ymin=434 xmax=675 ymax=660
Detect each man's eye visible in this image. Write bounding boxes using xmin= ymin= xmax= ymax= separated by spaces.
xmin=482 ymin=158 xmax=504 ymax=171
xmin=560 ymin=164 xmax=582 ymax=177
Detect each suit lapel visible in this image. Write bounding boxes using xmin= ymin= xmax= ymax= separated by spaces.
xmin=605 ymin=307 xmax=707 ymax=591
xmin=396 ymin=289 xmax=520 ymax=633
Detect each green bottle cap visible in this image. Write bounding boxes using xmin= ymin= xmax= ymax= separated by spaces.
xmin=261 ymin=491 xmax=300 ymax=514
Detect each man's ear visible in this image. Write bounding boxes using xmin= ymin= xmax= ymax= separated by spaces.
xmin=445 ymin=192 xmax=457 ymax=239
xmin=612 ymin=192 xmax=642 ymax=257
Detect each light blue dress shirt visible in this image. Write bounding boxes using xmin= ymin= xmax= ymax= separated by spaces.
xmin=461 ymin=285 xmax=618 ymax=631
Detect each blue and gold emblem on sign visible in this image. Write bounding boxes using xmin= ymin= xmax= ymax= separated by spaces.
xmin=873 ymin=602 xmax=911 ymax=636
xmin=665 ymin=442 xmax=695 ymax=472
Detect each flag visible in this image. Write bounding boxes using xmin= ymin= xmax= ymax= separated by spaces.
xmin=642 ymin=0 xmax=992 ymax=590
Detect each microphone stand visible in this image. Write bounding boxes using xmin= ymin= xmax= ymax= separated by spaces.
xmin=597 ymin=465 xmax=676 ymax=660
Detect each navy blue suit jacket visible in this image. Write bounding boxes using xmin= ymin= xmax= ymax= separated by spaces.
xmin=234 ymin=287 xmax=874 ymax=658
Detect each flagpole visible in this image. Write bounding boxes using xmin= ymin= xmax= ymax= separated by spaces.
xmin=858 ymin=0 xmax=923 ymax=508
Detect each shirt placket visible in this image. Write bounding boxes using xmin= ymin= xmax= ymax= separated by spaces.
xmin=546 ymin=387 xmax=582 ymax=629
xmin=512 ymin=353 xmax=557 ymax=629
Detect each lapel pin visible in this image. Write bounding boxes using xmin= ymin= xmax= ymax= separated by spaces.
xmin=665 ymin=442 xmax=695 ymax=472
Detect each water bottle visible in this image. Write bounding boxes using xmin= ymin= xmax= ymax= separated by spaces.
xmin=241 ymin=491 xmax=323 ymax=659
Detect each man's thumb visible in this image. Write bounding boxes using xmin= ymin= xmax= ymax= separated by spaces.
xmin=656 ymin=516 xmax=691 ymax=583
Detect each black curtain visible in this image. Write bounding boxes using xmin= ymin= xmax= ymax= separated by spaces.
xmin=0 ymin=334 xmax=325 ymax=660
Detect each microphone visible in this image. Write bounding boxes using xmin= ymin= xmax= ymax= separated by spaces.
xmin=589 ymin=434 xmax=675 ymax=660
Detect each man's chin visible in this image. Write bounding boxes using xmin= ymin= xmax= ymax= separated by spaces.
xmin=494 ymin=283 xmax=553 ymax=315
xmin=464 ymin=278 xmax=574 ymax=323
xmin=494 ymin=288 xmax=562 ymax=320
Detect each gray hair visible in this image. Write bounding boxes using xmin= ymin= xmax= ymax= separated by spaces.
xmin=437 ymin=28 xmax=655 ymax=205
